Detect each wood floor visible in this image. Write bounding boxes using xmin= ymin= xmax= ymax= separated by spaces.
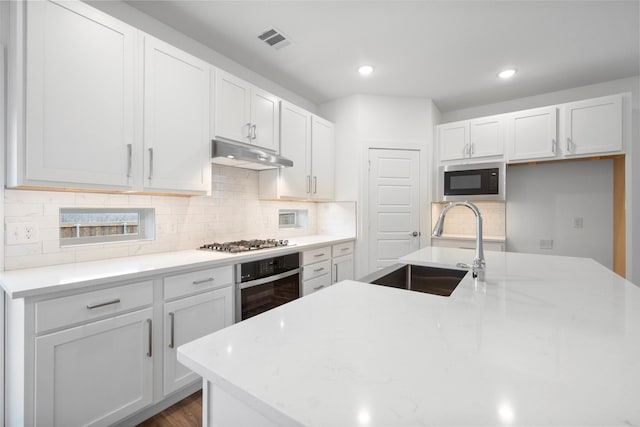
xmin=137 ymin=391 xmax=202 ymax=427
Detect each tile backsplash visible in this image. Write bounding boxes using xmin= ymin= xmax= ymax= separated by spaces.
xmin=4 ymin=165 xmax=354 ymax=271
xmin=430 ymin=201 xmax=506 ymax=238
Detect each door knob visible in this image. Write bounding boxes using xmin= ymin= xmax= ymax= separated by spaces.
xmin=411 ymin=231 xmax=421 ymax=237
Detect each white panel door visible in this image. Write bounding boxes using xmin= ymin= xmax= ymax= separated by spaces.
xmin=25 ymin=0 xmax=135 ymax=189
xmin=311 ymin=115 xmax=335 ymax=200
xmin=35 ymin=308 xmax=153 ymax=427
xmin=278 ymin=101 xmax=311 ymax=199
xmin=469 ymin=115 xmax=504 ymax=159
xmin=163 ymin=287 xmax=233 ymax=396
xmin=563 ymin=94 xmax=623 ymax=156
xmin=251 ymin=88 xmax=280 ymax=152
xmin=143 ymin=35 xmax=210 ymax=193
xmin=368 ymin=149 xmax=420 ymax=271
xmin=214 ymin=71 xmax=251 ymax=143
xmin=507 ymin=106 xmax=558 ymax=162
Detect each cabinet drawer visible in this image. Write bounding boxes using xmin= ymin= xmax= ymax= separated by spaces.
xmin=164 ymin=265 xmax=233 ymax=300
xmin=303 ymin=274 xmax=331 ymax=296
xmin=332 ymin=241 xmax=354 ymax=257
xmin=35 ymin=280 xmax=153 ymax=334
xmin=302 ymin=246 xmax=330 ymax=265
xmin=303 ymin=259 xmax=331 ymax=281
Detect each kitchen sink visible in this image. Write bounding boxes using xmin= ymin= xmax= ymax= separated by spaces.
xmin=359 ymin=263 xmax=467 ymax=297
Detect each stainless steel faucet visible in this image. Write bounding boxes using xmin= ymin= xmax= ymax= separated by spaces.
xmin=432 ymin=201 xmax=486 ymax=281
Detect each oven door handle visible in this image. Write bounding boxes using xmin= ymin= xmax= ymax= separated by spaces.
xmin=238 ymin=268 xmax=302 ymax=290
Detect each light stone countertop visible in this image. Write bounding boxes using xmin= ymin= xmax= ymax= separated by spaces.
xmin=0 ymin=235 xmax=355 ymax=299
xmin=178 ymin=247 xmax=640 ymax=426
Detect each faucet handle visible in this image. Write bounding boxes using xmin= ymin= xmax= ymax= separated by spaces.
xmin=456 ymin=262 xmax=471 ymax=270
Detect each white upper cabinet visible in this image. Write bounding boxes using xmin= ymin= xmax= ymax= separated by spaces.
xmin=251 ymin=87 xmax=280 ymax=152
xmin=469 ymin=116 xmax=504 ymax=159
xmin=437 ymin=116 xmax=504 ymax=163
xmin=561 ymin=94 xmax=623 ymax=157
xmin=259 ymin=102 xmax=335 ymax=201
xmin=142 ymin=35 xmax=211 ymax=194
xmin=311 ymin=115 xmax=336 ymax=201
xmin=275 ymin=101 xmax=311 ymax=199
xmin=438 ymin=121 xmax=468 ymax=162
xmin=17 ymin=0 xmax=136 ymax=189
xmin=214 ymin=70 xmax=280 ymax=152
xmin=8 ymin=0 xmax=213 ymax=194
xmin=506 ymin=106 xmax=559 ymax=162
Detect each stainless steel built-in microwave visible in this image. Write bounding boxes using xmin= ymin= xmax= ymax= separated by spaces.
xmin=437 ymin=162 xmax=505 ymax=201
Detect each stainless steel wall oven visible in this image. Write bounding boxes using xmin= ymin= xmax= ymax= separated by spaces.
xmin=236 ymin=253 xmax=301 ymax=322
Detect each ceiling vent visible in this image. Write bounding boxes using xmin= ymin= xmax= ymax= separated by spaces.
xmin=258 ymin=27 xmax=291 ymax=50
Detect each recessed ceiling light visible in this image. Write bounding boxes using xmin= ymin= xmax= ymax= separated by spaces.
xmin=498 ymin=68 xmax=517 ymax=79
xmin=358 ymin=65 xmax=374 ymax=76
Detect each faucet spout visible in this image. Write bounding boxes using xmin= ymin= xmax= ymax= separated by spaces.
xmin=432 ymin=201 xmax=485 ymax=281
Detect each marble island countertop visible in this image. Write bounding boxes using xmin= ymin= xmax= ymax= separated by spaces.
xmin=178 ymin=247 xmax=640 ymax=426
xmin=0 ymin=235 xmax=354 ymax=299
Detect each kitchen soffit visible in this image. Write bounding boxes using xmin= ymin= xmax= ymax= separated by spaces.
xmin=123 ymin=1 xmax=640 ymax=112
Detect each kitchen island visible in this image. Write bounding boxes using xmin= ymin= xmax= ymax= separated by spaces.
xmin=178 ymin=247 xmax=640 ymax=426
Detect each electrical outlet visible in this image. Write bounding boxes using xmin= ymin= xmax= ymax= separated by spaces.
xmin=539 ymin=239 xmax=554 ymax=250
xmin=6 ymin=222 xmax=40 ymax=245
xmin=572 ymin=217 xmax=584 ymax=229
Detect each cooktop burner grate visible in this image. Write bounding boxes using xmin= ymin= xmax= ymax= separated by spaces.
xmin=199 ymin=239 xmax=289 ymax=253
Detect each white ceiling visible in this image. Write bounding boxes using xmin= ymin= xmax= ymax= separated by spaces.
xmin=125 ymin=1 xmax=639 ymax=112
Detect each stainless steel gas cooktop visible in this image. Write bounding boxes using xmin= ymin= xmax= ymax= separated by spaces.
xmin=198 ymin=239 xmax=289 ymax=253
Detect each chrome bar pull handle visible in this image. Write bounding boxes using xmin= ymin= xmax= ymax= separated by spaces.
xmin=251 ymin=124 xmax=257 ymax=140
xmin=146 ymin=319 xmax=153 ymax=357
xmin=246 ymin=122 xmax=252 ymax=139
xmin=148 ymin=148 xmax=154 ymax=180
xmin=192 ymin=277 xmax=214 ymax=285
xmin=566 ymin=137 xmax=571 ymax=152
xmin=469 ymin=143 xmax=474 ymax=156
xmin=169 ymin=312 xmax=175 ymax=349
xmin=313 ymin=176 xmax=318 ymax=194
xmin=307 ymin=175 xmax=311 ymax=193
xmin=313 ymin=267 xmax=325 ymax=273
xmin=313 ymin=285 xmax=325 ymax=291
xmin=334 ymin=265 xmax=338 ymax=282
xmin=551 ymin=138 xmax=556 ymax=154
xmin=86 ymin=298 xmax=121 ymax=310
xmin=314 ymin=253 xmax=326 ymax=257
xmin=126 ymin=144 xmax=132 ymax=178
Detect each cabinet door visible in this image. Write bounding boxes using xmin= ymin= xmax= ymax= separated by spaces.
xmin=311 ymin=116 xmax=335 ymax=200
xmin=251 ymin=88 xmax=280 ymax=152
xmin=214 ymin=71 xmax=251 ymax=144
xmin=332 ymin=255 xmax=354 ymax=284
xmin=25 ymin=0 xmax=135 ymax=189
xmin=278 ymin=101 xmax=311 ymax=199
xmin=507 ymin=106 xmax=558 ymax=162
xmin=469 ymin=116 xmax=504 ymax=159
xmin=563 ymin=94 xmax=623 ymax=156
xmin=35 ymin=308 xmax=153 ymax=427
xmin=163 ymin=286 xmax=233 ymax=396
xmin=438 ymin=121 xmax=469 ymax=162
xmin=143 ymin=35 xmax=211 ymax=194
xmin=302 ymin=274 xmax=331 ymax=296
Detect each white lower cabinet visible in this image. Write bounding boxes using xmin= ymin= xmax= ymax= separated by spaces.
xmin=34 ymin=307 xmax=154 ymax=427
xmin=163 ymin=286 xmax=233 ymax=396
xmin=332 ymin=242 xmax=355 ymax=283
xmin=302 ymin=246 xmax=331 ymax=296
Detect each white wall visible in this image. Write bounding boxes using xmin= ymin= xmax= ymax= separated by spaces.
xmin=441 ymin=76 xmax=640 ymax=284
xmin=0 ymin=1 xmax=7 ymax=419
xmin=319 ymin=95 xmax=435 ymax=278
xmin=506 ymin=160 xmax=614 ymax=269
xmin=86 ymin=0 xmax=317 ymax=113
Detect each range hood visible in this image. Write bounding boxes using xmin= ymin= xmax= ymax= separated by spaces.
xmin=211 ymin=139 xmax=293 ymax=170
